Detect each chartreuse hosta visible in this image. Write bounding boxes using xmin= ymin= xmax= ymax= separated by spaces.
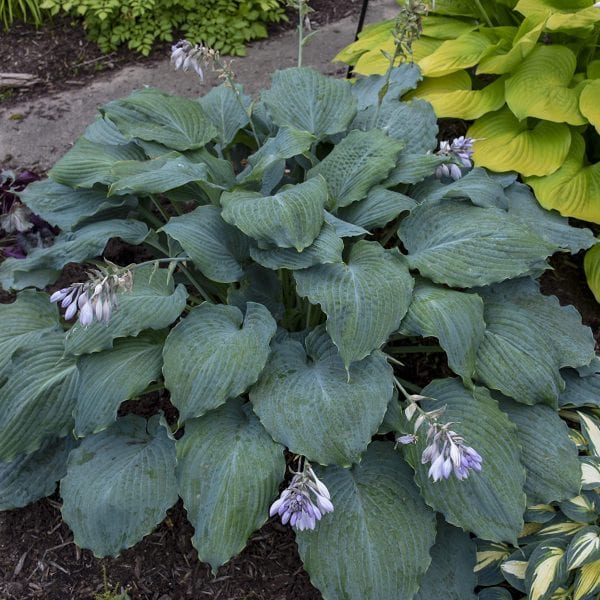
xmin=337 ymin=0 xmax=600 ymax=303
xmin=1 ymin=38 xmax=600 ymax=600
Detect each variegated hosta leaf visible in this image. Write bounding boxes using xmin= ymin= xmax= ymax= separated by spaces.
xmin=399 ymin=199 xmax=555 ymax=288
xmin=101 ymin=88 xmax=218 ymax=150
xmin=567 ymin=526 xmax=600 ymax=571
xmin=478 ymin=587 xmax=513 ymax=600
xmin=403 ymin=378 xmax=526 ymax=543
xmin=0 ymin=436 xmax=76 ymax=510
xmin=0 ymin=290 xmax=61 ymax=373
xmin=296 ymin=442 xmax=436 ymax=600
xmin=475 ymin=279 xmax=595 ymax=405
xmin=0 ymin=219 xmax=148 ymax=290
xmin=197 ymin=83 xmax=250 ymax=146
xmin=499 ymin=398 xmax=580 ymax=504
xmin=525 ymin=540 xmax=568 ymax=600
xmin=414 ymin=517 xmax=477 ymax=600
xmin=0 ymin=333 xmax=78 ymax=461
xmin=475 ymin=540 xmax=512 ymax=586
xmin=573 ymin=558 xmax=600 ymax=600
xmin=505 ymin=45 xmax=585 ymax=125
xmin=18 ymin=179 xmax=137 ymax=231
xmin=64 ymin=265 xmax=187 ymax=355
xmin=399 ymin=281 xmax=485 ymax=385
xmin=501 ymin=552 xmax=529 ymax=593
xmin=585 ymin=243 xmax=600 ymax=303
xmin=468 ymin=108 xmax=572 ymax=177
xmin=525 ymin=505 xmax=558 ymax=524
xmin=560 ymin=493 xmax=598 ymax=524
xmin=221 ymin=176 xmax=327 ymax=251
xmin=176 ymin=399 xmax=285 ymax=571
xmin=60 ymin=415 xmax=178 ymax=557
xmin=160 ymin=205 xmax=250 ymax=283
xmin=163 ymin=302 xmax=276 ymax=423
xmin=250 ymin=326 xmax=394 ymax=466
xmin=74 ymin=333 xmax=164 ymax=437
xmin=294 ymin=240 xmax=414 ymax=368
xmin=580 ymin=456 xmax=600 ymax=490
xmin=307 ymin=129 xmax=404 ymax=210
xmin=578 ymin=411 xmax=600 ymax=457
xmin=261 ymin=67 xmax=356 ymax=138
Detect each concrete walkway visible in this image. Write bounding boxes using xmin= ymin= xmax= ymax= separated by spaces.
xmin=0 ymin=1 xmax=396 ymax=172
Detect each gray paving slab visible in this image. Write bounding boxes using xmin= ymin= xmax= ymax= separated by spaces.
xmin=0 ymin=0 xmax=397 ymax=171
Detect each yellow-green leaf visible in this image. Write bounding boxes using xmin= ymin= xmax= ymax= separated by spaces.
xmin=468 ymin=107 xmax=571 ymax=176
xmin=505 ymin=45 xmax=585 ymax=125
xmin=584 ymin=242 xmax=600 ymax=303
xmin=580 ymin=80 xmax=600 ymax=133
xmin=573 ymin=558 xmax=600 ymax=600
xmin=334 ymin=20 xmax=395 ymax=65
xmin=421 ymin=15 xmax=479 ymax=39
xmin=525 ymin=132 xmax=600 ymax=223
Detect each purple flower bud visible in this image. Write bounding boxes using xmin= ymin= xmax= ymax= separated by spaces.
xmin=64 ymin=301 xmax=78 ymax=321
xmin=396 ymin=434 xmax=417 ymax=445
xmin=79 ymin=301 xmax=94 ymax=327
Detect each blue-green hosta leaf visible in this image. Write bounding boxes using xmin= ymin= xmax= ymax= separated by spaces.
xmin=0 ymin=291 xmax=61 ymax=373
xmin=83 ymin=116 xmax=130 ymax=145
xmin=249 ymin=223 xmax=343 ymax=270
xmin=49 ymin=138 xmax=146 ymax=188
xmin=404 ymin=379 xmax=526 ymax=543
xmin=499 ymin=398 xmax=580 ymax=504
xmin=559 ymin=370 xmax=600 ymax=408
xmin=307 ymin=129 xmax=404 ymax=210
xmin=354 ymin=99 xmax=438 ymax=153
xmin=294 ymin=240 xmax=414 ymax=368
xmin=101 ymin=88 xmax=217 ymax=151
xmin=250 ymin=326 xmax=394 ymax=466
xmin=176 ymin=399 xmax=285 ymax=571
xmin=19 ymin=179 xmax=137 ymax=231
xmin=336 ymin=186 xmax=416 ymax=231
xmin=0 ymin=333 xmax=78 ymax=461
xmin=400 ymin=281 xmax=485 ymax=385
xmin=525 ymin=539 xmax=568 ymax=600
xmin=399 ymin=199 xmax=555 ymax=288
xmin=478 ymin=588 xmax=513 ymax=600
xmin=0 ymin=436 xmax=76 ymax=510
xmin=60 ymin=415 xmax=178 ymax=557
xmin=414 ymin=518 xmax=477 ymax=600
xmin=262 ymin=67 xmax=356 ymax=138
xmin=221 ymin=177 xmax=327 ymax=251
xmin=475 ymin=279 xmax=596 ymax=405
xmin=197 ymin=83 xmax=250 ymax=146
xmin=227 ymin=264 xmax=284 ymax=320
xmin=383 ymin=152 xmax=447 ymax=186
xmin=296 ymin=442 xmax=436 ymax=600
xmin=0 ymin=219 xmax=148 ymax=290
xmin=64 ymin=265 xmax=187 ymax=355
xmin=567 ymin=527 xmax=600 ymax=571
xmin=323 ymin=211 xmax=368 ymax=238
xmin=236 ymin=127 xmax=315 ymax=187
xmin=74 ymin=333 xmax=164 ymax=437
xmin=163 ymin=302 xmax=276 ymax=423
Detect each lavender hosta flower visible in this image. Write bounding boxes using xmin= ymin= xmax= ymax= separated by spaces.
xmin=270 ymin=462 xmax=334 ymax=531
xmin=421 ymin=424 xmax=482 ymax=482
xmin=396 ymin=433 xmax=417 ymax=445
xmin=171 ymin=40 xmax=206 ymax=81
xmin=0 ymin=202 xmax=33 ymax=234
xmin=434 ymin=136 xmax=475 ymax=181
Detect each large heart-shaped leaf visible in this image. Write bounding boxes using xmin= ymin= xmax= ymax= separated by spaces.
xmin=250 ymin=326 xmax=394 ymax=466
xmin=61 ymin=415 xmax=178 ymax=557
xmin=262 ymin=67 xmax=356 ymax=138
xmin=585 ymin=243 xmax=600 ymax=303
xmin=399 ymin=199 xmax=555 ymax=288
xmin=75 ymin=333 xmax=164 ymax=437
xmin=294 ymin=240 xmax=414 ymax=368
xmin=499 ymin=397 xmax=580 ymax=503
xmin=296 ymin=442 xmax=436 ymax=600
xmin=468 ymin=108 xmax=572 ymax=177
xmin=163 ymin=302 xmax=276 ymax=423
xmin=0 ymin=333 xmax=78 ymax=461
xmin=475 ymin=279 xmax=596 ymax=405
xmin=404 ymin=378 xmax=526 ymax=543
xmin=176 ymin=399 xmax=285 ymax=571
xmin=161 ymin=205 xmax=250 ymax=283
xmin=101 ymin=88 xmax=217 ymax=150
xmin=580 ymin=80 xmax=600 ymax=134
xmin=64 ymin=265 xmax=187 ymax=355
xmin=221 ymin=176 xmax=327 ymax=251
xmin=399 ymin=281 xmax=485 ymax=385
xmin=308 ymin=129 xmax=404 ymax=210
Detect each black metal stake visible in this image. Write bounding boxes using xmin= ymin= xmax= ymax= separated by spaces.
xmin=346 ymin=0 xmax=371 ymax=78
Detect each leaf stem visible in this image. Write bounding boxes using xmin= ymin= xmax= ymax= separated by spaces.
xmin=474 ymin=0 xmax=493 ymax=27
xmin=393 ymin=375 xmax=422 ymax=398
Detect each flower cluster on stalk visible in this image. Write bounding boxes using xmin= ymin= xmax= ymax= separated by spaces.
xmin=171 ymin=40 xmax=234 ymax=84
xmin=434 ymin=136 xmax=474 ymax=180
xmin=50 ymin=263 xmax=133 ymax=327
xmin=270 ymin=461 xmax=334 ymax=531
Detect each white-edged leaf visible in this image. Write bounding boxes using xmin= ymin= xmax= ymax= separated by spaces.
xmin=176 ymin=398 xmax=285 ymax=571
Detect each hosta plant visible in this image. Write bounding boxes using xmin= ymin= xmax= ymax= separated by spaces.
xmin=0 ymin=52 xmax=599 ymax=598
xmin=336 ymin=0 xmax=600 ymax=301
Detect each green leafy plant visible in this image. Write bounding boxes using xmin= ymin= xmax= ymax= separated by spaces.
xmin=38 ymin=0 xmax=285 ymax=56
xmin=0 ymin=0 xmax=44 ymax=29
xmin=337 ymin=0 xmax=600 ymax=301
xmin=0 ymin=46 xmax=598 ymax=598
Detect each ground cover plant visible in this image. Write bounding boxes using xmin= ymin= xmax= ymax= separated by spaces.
xmin=1 ymin=4 xmax=600 ymax=598
xmin=337 ymin=0 xmax=600 ymax=303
